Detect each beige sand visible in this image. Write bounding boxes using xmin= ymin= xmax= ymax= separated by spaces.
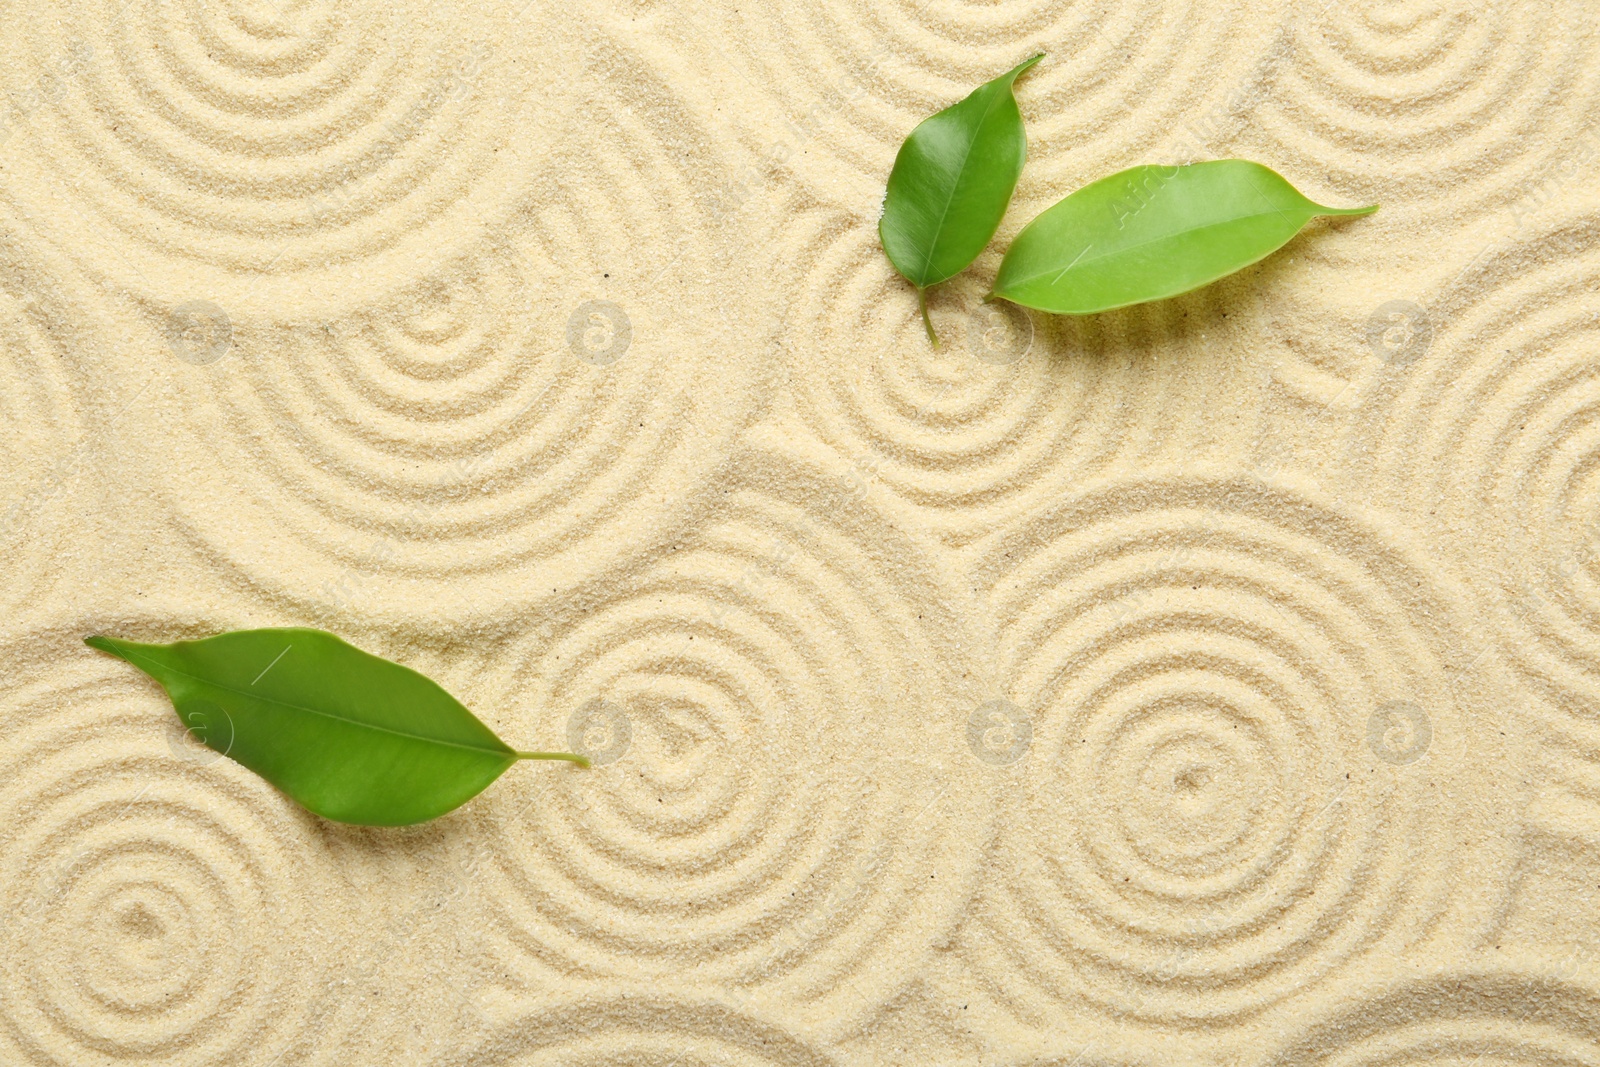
xmin=1 ymin=0 xmax=1599 ymax=1062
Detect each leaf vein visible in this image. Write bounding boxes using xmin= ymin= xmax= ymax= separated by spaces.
xmin=1002 ymin=208 xmax=1303 ymax=291
xmin=915 ymin=85 xmax=1012 ymax=284
xmin=108 ymin=643 xmax=514 ymax=760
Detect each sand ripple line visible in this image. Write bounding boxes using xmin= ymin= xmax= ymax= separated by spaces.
xmin=675 ymin=0 xmax=1268 ymax=214
xmin=0 ymin=0 xmax=586 ymax=306
xmin=777 ymin=204 xmax=1235 ymax=545
xmin=1352 ymin=213 xmax=1600 ymax=832
xmin=1267 ymin=969 xmax=1600 ymax=1066
xmin=1246 ymin=0 xmax=1600 ymax=222
xmin=470 ymin=438 xmax=989 ymax=1038
xmin=448 ymin=994 xmax=836 ymax=1067
xmin=0 ymin=230 xmax=120 ymax=620
xmin=0 ymin=260 xmax=87 ymax=617
xmin=963 ymin=471 xmax=1517 ymax=1025
xmin=1115 ymin=1 xmax=1599 ymax=420
xmin=131 ymin=56 xmax=764 ymax=627
xmin=0 ymin=631 xmax=357 ymax=1066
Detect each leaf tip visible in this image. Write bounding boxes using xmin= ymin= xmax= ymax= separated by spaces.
xmin=84 ymin=635 xmax=116 ymax=654
xmin=1007 ymin=52 xmax=1045 ymax=83
xmin=515 ymin=750 xmax=592 ymax=768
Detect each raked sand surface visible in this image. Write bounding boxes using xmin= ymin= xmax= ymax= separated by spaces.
xmin=1 ymin=0 xmax=1599 ymax=1063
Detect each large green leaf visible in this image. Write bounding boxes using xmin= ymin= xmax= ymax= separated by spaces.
xmin=86 ymin=628 xmax=586 ymax=826
xmin=879 ymin=54 xmax=1042 ymax=342
xmin=991 ymin=160 xmax=1377 ymax=315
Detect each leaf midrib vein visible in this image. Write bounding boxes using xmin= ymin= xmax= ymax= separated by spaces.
xmin=113 ymin=644 xmax=513 ymax=760
xmin=1003 ymin=208 xmax=1302 ymax=290
xmin=917 ymin=84 xmax=1012 ymax=284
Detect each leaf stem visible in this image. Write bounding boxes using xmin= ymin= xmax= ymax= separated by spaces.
xmin=515 ymin=751 xmax=591 ymax=767
xmin=919 ymin=287 xmax=939 ymax=347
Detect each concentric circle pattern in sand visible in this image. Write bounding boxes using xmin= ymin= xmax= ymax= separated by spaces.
xmin=679 ymin=0 xmax=1269 ymax=214
xmin=0 ymin=234 xmax=98 ymax=618
xmin=0 ymin=265 xmax=81 ymax=501
xmin=0 ymin=631 xmax=359 ymax=1066
xmin=1199 ymin=4 xmax=1600 ymax=421
xmin=1 ymin=0 xmax=1595 ymax=1057
xmin=448 ymin=994 xmax=836 ymax=1067
xmin=1353 ymin=215 xmax=1600 ymax=768
xmin=963 ymin=472 xmax=1515 ymax=1024
xmin=1266 ymin=969 xmax=1600 ymax=1067
xmin=776 ymin=203 xmax=1251 ymax=544
xmin=1202 ymin=173 xmax=1406 ymax=425
xmin=128 ymin=59 xmax=765 ymax=626
xmin=0 ymin=0 xmax=586 ymax=312
xmin=470 ymin=437 xmax=988 ymax=1037
xmin=1246 ymin=1 xmax=1600 ymax=223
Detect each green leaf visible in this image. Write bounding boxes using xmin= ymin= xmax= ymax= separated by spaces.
xmin=879 ymin=54 xmax=1043 ymax=344
xmin=85 ymin=628 xmax=586 ymax=826
xmin=991 ymin=159 xmax=1377 ymax=315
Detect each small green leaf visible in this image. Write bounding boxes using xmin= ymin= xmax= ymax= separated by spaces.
xmin=880 ymin=54 xmax=1043 ymax=343
xmin=991 ymin=159 xmax=1377 ymax=315
xmin=86 ymin=628 xmax=586 ymax=826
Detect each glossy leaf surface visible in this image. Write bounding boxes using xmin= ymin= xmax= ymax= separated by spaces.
xmin=86 ymin=628 xmax=586 ymax=826
xmin=992 ymin=160 xmax=1377 ymax=315
xmin=879 ymin=54 xmax=1042 ymax=294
